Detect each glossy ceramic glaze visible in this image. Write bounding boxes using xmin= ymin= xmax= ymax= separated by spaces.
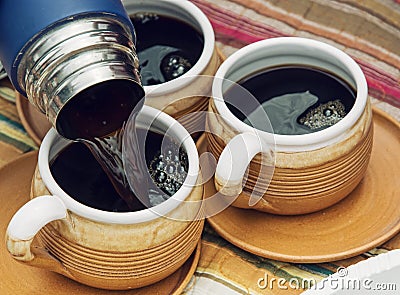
xmin=207 ymin=37 xmax=373 ymax=214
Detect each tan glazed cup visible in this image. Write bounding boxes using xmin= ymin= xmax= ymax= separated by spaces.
xmin=6 ymin=106 xmax=204 ymax=290
xmin=123 ymin=0 xmax=222 ymax=132
xmin=207 ymin=37 xmax=373 ymax=215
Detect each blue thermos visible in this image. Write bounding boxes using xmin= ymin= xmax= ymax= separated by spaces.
xmin=0 ymin=0 xmax=144 ymax=139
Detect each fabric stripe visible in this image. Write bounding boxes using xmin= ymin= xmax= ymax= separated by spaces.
xmin=0 ymin=82 xmax=38 ymax=151
xmin=357 ymin=59 xmax=400 ymax=108
xmin=0 ymin=115 xmax=37 ymax=152
xmin=192 ymin=0 xmax=287 ymax=41
xmin=0 ymin=133 xmax=35 ymax=152
xmin=193 ymin=0 xmax=400 ymax=83
xmin=191 ymin=0 xmax=400 ymax=108
xmin=225 ymin=0 xmax=400 ymax=66
xmin=202 ymin=225 xmax=328 ymax=282
xmin=194 ymin=0 xmax=399 ymax=74
xmin=0 ymin=86 xmax=15 ymax=103
xmin=0 ymin=113 xmax=27 ymax=132
xmin=335 ymin=0 xmax=400 ymax=28
xmin=193 ymin=272 xmax=249 ymax=294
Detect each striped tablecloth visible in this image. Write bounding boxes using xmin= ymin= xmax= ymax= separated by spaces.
xmin=0 ymin=1 xmax=399 ymax=294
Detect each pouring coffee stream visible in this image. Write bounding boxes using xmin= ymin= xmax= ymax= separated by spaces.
xmin=81 ymin=125 xmax=150 ymax=212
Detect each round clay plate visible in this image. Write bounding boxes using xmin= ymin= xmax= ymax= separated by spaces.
xmin=203 ymin=107 xmax=400 ymax=263
xmin=0 ymin=141 xmax=22 ymax=168
xmin=0 ymin=152 xmax=200 ymax=294
xmin=16 ymin=92 xmax=51 ymax=145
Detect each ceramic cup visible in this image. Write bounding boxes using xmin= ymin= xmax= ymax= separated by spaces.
xmin=6 ymin=106 xmax=204 ymax=290
xmin=207 ymin=37 xmax=373 ymax=215
xmin=123 ymin=0 xmax=222 ymax=132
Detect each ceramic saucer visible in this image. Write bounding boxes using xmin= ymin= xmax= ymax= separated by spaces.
xmin=16 ymin=92 xmax=51 ymax=145
xmin=0 ymin=152 xmax=200 ymax=294
xmin=0 ymin=141 xmax=21 ymax=168
xmin=201 ymin=107 xmax=400 ymax=263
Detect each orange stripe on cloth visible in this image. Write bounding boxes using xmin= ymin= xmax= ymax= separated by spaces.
xmin=220 ymin=0 xmax=400 ymax=68
xmin=191 ymin=0 xmax=400 ymax=108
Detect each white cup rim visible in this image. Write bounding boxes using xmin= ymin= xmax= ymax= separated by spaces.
xmin=212 ymin=37 xmax=368 ymax=150
xmin=38 ymin=106 xmax=199 ymax=224
xmin=123 ymin=0 xmax=215 ymax=95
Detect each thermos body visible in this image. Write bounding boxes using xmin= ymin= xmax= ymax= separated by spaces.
xmin=0 ymin=0 xmax=144 ymax=139
xmin=0 ymin=0 xmax=135 ymax=93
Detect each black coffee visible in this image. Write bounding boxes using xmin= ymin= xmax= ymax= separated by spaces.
xmin=131 ymin=13 xmax=204 ymax=85
xmin=81 ymin=122 xmax=150 ymax=212
xmin=50 ymin=129 xmax=188 ymax=212
xmin=56 ymin=79 xmax=144 ymax=140
xmin=224 ymin=66 xmax=356 ymax=135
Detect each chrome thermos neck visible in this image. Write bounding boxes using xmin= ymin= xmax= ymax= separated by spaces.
xmin=0 ymin=0 xmax=144 ymax=140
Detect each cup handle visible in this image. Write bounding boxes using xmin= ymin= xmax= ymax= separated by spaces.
xmin=6 ymin=195 xmax=69 ymax=275
xmin=215 ymin=132 xmax=273 ymax=198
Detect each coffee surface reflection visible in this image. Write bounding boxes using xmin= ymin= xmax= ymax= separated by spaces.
xmin=225 ymin=66 xmax=356 ymax=135
xmin=131 ymin=13 xmax=204 ymax=86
